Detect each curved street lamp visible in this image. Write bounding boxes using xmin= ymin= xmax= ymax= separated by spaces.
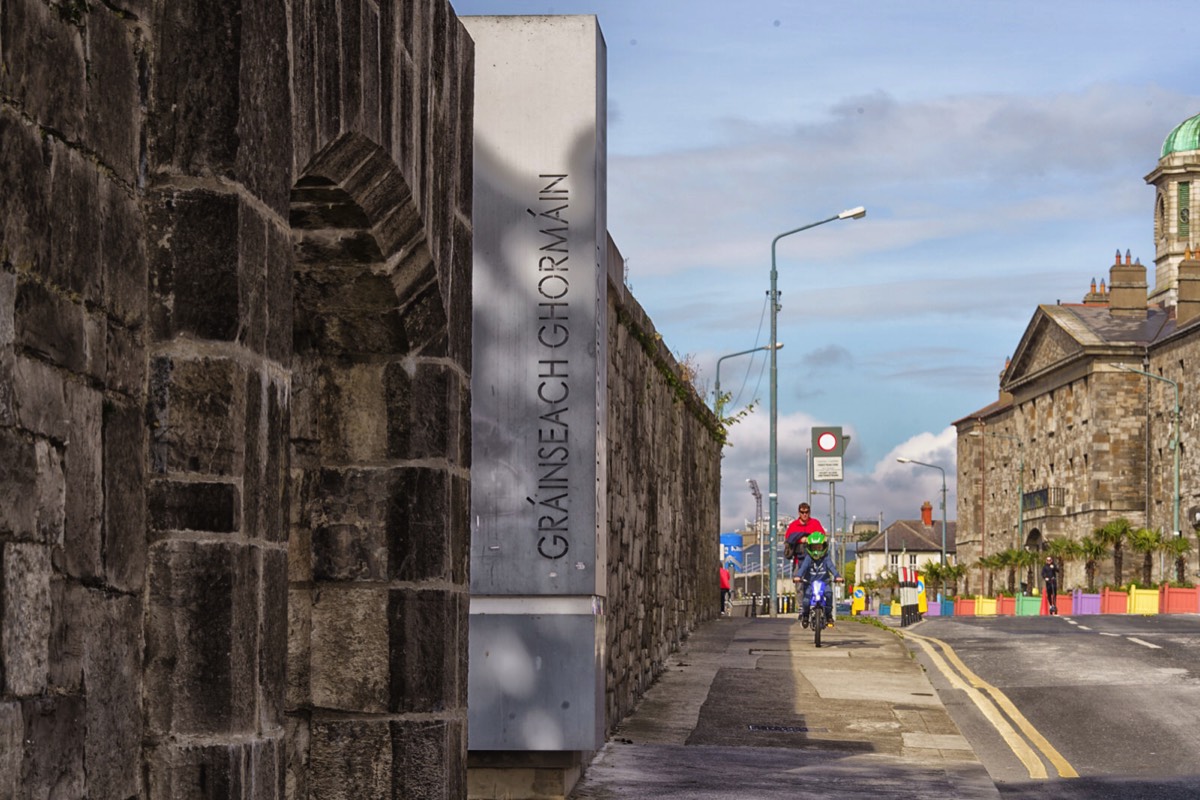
xmin=897 ymin=457 xmax=948 ymax=565
xmin=768 ymin=206 xmax=865 ymax=617
xmin=714 ymin=343 xmax=783 ymax=419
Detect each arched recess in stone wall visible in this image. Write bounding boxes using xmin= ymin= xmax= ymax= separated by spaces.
xmin=286 ymin=132 xmax=469 ymax=797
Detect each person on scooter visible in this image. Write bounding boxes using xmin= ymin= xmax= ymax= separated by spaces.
xmin=795 ymin=532 xmax=842 ymax=628
xmin=1042 ymin=555 xmax=1059 ymax=614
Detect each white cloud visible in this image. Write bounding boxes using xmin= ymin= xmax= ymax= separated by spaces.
xmin=720 ymin=421 xmax=959 ymax=534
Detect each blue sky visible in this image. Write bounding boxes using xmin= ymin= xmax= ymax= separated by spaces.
xmin=453 ymin=0 xmax=1200 ymax=534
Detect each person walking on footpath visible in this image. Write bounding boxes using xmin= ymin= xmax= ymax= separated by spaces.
xmin=719 ymin=564 xmax=732 ymax=615
xmin=1042 ymin=556 xmax=1059 ymax=614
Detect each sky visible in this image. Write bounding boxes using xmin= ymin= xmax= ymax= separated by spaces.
xmin=453 ymin=0 xmax=1200 ymax=536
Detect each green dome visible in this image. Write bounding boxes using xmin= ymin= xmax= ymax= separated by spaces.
xmin=1162 ymin=112 xmax=1200 ymax=157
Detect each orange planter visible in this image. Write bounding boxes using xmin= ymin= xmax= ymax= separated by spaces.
xmin=956 ymin=597 xmax=976 ymax=616
xmin=1100 ymin=587 xmax=1128 ymax=614
xmin=1159 ymin=586 xmax=1200 ymax=614
xmin=996 ymin=595 xmax=1016 ymax=615
xmin=1053 ymin=593 xmax=1073 ymax=615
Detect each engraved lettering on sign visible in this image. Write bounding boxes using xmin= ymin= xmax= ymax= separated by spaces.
xmin=535 ymin=174 xmax=571 ymax=559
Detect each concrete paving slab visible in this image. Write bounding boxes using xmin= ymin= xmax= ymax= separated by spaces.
xmin=569 ymin=615 xmax=1000 ymax=799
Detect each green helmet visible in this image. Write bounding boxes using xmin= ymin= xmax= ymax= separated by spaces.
xmin=805 ymin=532 xmax=828 ymax=559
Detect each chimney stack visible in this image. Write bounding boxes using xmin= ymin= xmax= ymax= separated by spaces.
xmin=1109 ymin=249 xmax=1148 ymax=318
xmin=921 ymin=501 xmax=933 ymax=526
xmin=1178 ymin=248 xmax=1200 ymax=326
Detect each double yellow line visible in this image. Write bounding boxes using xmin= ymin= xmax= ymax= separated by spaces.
xmin=904 ymin=629 xmax=1078 ymax=780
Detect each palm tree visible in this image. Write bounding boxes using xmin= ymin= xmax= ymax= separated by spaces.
xmin=1160 ymin=534 xmax=1192 ymax=584
xmin=1076 ymin=535 xmax=1108 ymax=592
xmin=1014 ymin=548 xmax=1039 ymax=594
xmin=943 ymin=563 xmax=968 ymax=598
xmin=977 ymin=554 xmax=1003 ymax=596
xmin=1094 ymin=518 xmax=1132 ymax=585
xmin=995 ymin=548 xmax=1021 ymax=594
xmin=1044 ymin=536 xmax=1080 ymax=587
xmin=1128 ymin=528 xmax=1162 ymax=585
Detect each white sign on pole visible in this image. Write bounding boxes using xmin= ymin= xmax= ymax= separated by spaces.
xmin=813 ymin=456 xmax=843 ymax=481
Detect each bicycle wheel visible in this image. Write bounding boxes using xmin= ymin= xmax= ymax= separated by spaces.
xmin=812 ymin=606 xmax=824 ymax=647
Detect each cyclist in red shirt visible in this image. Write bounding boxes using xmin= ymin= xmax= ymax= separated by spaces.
xmin=784 ymin=503 xmax=825 ymax=593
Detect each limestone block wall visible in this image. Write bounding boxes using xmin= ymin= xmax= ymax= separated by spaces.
xmin=604 ymin=261 xmax=722 ymax=731
xmin=1 ymin=0 xmax=473 ymax=797
xmin=1148 ymin=335 xmax=1199 ymax=543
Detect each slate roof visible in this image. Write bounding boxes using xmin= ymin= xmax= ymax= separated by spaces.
xmin=858 ymin=519 xmax=957 ymax=554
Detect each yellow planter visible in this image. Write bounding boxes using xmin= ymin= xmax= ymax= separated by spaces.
xmin=975 ymin=596 xmax=997 ymax=616
xmin=1128 ymin=587 xmax=1160 ymax=614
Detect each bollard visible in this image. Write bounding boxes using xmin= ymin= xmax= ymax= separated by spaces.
xmin=750 ymin=594 xmax=758 ymax=617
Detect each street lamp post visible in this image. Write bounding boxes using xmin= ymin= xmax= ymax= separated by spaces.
xmin=897 ymin=457 xmax=948 ymax=565
xmin=715 ymin=344 xmax=783 ymax=419
xmin=968 ymin=429 xmax=1024 ymax=549
xmin=768 ymin=206 xmax=865 ymax=617
xmin=1114 ymin=364 xmax=1181 ymax=544
xmin=746 ymin=479 xmax=763 ymax=597
xmin=810 ymin=485 xmax=846 ymax=571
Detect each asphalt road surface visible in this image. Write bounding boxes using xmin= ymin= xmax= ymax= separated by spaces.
xmin=907 ymin=614 xmax=1200 ymax=799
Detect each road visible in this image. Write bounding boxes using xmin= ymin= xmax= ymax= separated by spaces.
xmin=906 ymin=614 xmax=1200 ymax=799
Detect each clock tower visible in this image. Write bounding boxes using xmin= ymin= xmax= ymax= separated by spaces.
xmin=1146 ymin=111 xmax=1200 ymax=306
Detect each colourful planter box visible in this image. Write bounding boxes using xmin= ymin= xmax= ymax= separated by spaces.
xmin=1159 ymin=586 xmax=1200 ymax=613
xmin=1128 ymin=587 xmax=1160 ymax=614
xmin=925 ymin=601 xmax=942 ymax=616
xmin=975 ymin=597 xmax=997 ymax=616
xmin=879 ymin=603 xmax=890 ymax=616
xmin=1052 ymin=593 xmax=1073 ymax=614
xmin=1100 ymin=587 xmax=1128 ymax=614
xmin=940 ymin=600 xmax=955 ymax=616
xmin=1072 ymin=591 xmax=1100 ymax=614
xmin=996 ymin=596 xmax=1016 ymax=615
xmin=1015 ymin=595 xmax=1041 ymax=616
xmin=956 ymin=598 xmax=976 ymax=615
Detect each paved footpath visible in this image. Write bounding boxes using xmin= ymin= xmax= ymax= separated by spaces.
xmin=569 ymin=613 xmax=1000 ymax=799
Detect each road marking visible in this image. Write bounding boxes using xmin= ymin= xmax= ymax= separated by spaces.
xmin=904 ymin=631 xmax=1046 ymax=779
xmin=1100 ymin=632 xmax=1120 ymax=637
xmin=905 ymin=629 xmax=1079 ymax=780
xmin=1076 ymin=625 xmax=1091 ymax=630
xmin=1128 ymin=637 xmax=1163 ymax=649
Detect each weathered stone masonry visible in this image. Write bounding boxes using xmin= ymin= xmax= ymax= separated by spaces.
xmin=2 ymin=0 xmax=473 ymax=796
xmin=604 ymin=239 xmax=722 ymax=732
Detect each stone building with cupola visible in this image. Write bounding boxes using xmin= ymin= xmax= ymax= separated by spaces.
xmin=954 ymin=111 xmax=1200 ymax=593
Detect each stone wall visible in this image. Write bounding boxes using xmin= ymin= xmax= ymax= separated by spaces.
xmin=957 ymin=369 xmax=1151 ymax=590
xmin=1 ymin=0 xmax=473 ymax=796
xmin=603 ymin=242 xmax=722 ymax=731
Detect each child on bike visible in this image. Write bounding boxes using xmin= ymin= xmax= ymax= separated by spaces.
xmin=794 ymin=532 xmax=841 ymax=628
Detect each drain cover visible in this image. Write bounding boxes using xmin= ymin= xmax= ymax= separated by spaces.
xmin=747 ymin=724 xmax=827 ymax=733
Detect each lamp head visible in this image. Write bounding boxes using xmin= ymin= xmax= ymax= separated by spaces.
xmin=896 ymin=457 xmax=912 ymax=464
xmin=838 ymin=206 xmax=867 ymax=220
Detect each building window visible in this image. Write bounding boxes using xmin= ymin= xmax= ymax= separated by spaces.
xmin=1180 ymin=182 xmax=1191 ymax=239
